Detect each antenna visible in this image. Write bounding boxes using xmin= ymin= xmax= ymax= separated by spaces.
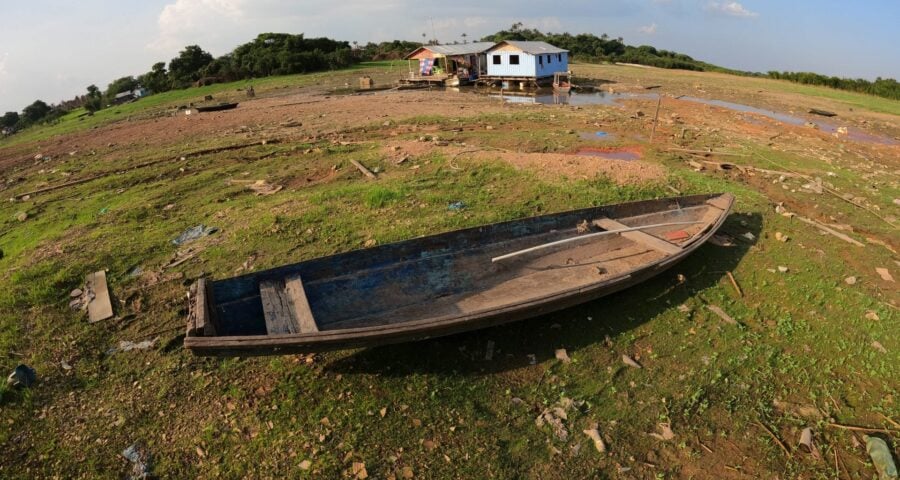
xmin=430 ymin=17 xmax=437 ymax=44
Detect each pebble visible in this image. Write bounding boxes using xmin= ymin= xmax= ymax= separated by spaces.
xmin=844 ymin=276 xmax=857 ymax=285
xmin=777 ymin=266 xmax=789 ymax=273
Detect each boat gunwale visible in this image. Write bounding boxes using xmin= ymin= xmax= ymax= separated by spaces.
xmin=184 ymin=193 xmax=733 ymax=352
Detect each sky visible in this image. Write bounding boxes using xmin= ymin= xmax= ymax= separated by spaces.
xmin=1 ymin=0 xmax=898 ymax=113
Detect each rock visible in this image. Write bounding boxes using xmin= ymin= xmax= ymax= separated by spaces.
xmin=622 ymin=354 xmax=642 ymax=369
xmin=844 ymin=276 xmax=857 ymax=285
xmin=122 ymin=443 xmax=152 ymax=480
xmin=650 ymin=423 xmax=675 ymax=441
xmin=299 ymin=460 xmax=312 ymax=470
xmin=7 ymin=364 xmax=36 ymax=388
xmin=583 ymin=427 xmax=606 ymax=453
xmin=555 ymin=349 xmax=571 ymax=364
xmin=778 ymin=266 xmax=789 ymax=273
xmin=14 ymin=212 xmax=27 ymax=222
xmin=875 ymin=268 xmax=894 ymax=282
xmin=865 ymin=311 xmax=880 ymax=321
xmin=485 ymin=125 xmax=494 ymax=130
xmin=70 ymin=288 xmax=83 ymax=298
xmin=775 ymin=232 xmax=789 ymax=242
xmin=872 ymin=341 xmax=887 ymax=353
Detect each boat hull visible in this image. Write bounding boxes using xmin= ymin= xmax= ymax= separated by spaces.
xmin=185 ymin=193 xmax=734 ymax=355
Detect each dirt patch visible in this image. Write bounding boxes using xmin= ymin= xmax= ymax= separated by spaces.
xmin=472 ymin=149 xmax=664 ymax=184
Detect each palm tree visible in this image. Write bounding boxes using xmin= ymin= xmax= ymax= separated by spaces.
xmin=461 ymin=33 xmax=467 ymax=44
xmin=422 ymin=33 xmax=427 ymax=45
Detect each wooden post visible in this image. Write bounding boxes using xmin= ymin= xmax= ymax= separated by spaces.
xmin=650 ymin=95 xmax=662 ymax=143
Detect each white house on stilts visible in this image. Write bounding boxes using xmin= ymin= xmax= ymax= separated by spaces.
xmin=479 ymin=40 xmax=569 ymax=88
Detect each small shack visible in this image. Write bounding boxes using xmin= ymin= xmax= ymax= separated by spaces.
xmin=482 ymin=41 xmax=569 ymax=88
xmin=403 ymin=42 xmax=494 ymax=87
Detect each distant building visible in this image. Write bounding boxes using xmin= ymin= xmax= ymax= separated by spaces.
xmin=483 ymin=41 xmax=569 ymax=86
xmin=111 ymin=87 xmax=149 ymax=105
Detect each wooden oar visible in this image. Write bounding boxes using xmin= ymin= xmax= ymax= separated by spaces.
xmin=491 ymin=221 xmax=704 ymax=263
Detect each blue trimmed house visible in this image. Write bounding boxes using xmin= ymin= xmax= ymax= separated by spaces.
xmin=482 ymin=40 xmax=569 ymax=86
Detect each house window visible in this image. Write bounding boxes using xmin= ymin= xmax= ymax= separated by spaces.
xmin=558 ymin=53 xmax=562 ymax=62
xmin=492 ymin=55 xmax=501 ymax=65
xmin=538 ymin=56 xmax=543 ymax=66
xmin=547 ymin=54 xmax=552 ymax=64
xmin=509 ymin=55 xmax=520 ymax=65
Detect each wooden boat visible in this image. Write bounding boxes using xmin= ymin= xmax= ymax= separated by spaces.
xmin=196 ymin=102 xmax=238 ymax=113
xmin=553 ymin=71 xmax=572 ymax=94
xmin=184 ymin=193 xmax=734 ymax=355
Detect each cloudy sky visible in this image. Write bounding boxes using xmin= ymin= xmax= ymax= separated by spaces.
xmin=1 ymin=0 xmax=898 ymax=113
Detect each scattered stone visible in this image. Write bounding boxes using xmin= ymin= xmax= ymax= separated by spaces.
xmin=775 ymin=232 xmax=789 ymax=242
xmin=7 ymin=364 xmax=36 ymax=388
xmin=485 ymin=125 xmax=494 ymax=130
xmin=875 ymin=268 xmax=894 ymax=282
xmin=778 ymin=266 xmax=789 ymax=273
xmin=351 ymin=461 xmax=368 ymax=479
xmin=70 ymin=288 xmax=83 ymax=298
xmin=622 ymin=354 xmax=642 ymax=369
xmin=741 ymin=232 xmax=756 ymax=241
xmin=555 ymin=348 xmax=571 ymax=364
xmin=650 ymin=423 xmax=675 ymax=441
xmin=172 ymin=225 xmax=218 ymax=246
xmin=866 ymin=311 xmax=880 ymax=321
xmin=447 ymin=201 xmax=466 ymax=211
xmin=122 ymin=443 xmax=152 ymax=480
xmin=14 ymin=211 xmax=27 ymax=222
xmin=844 ymin=276 xmax=857 ymax=285
xmin=677 ymin=304 xmax=691 ymax=313
xmin=582 ymin=427 xmax=606 ymax=453
xmin=871 ymin=341 xmax=887 ymax=353
xmin=115 ymin=339 xmax=157 ymax=353
xmin=798 ymin=428 xmax=820 ymax=459
xmin=299 ymin=460 xmax=312 ymax=470
xmin=363 ymin=239 xmax=377 ymax=248
xmin=401 ymin=466 xmax=414 ymax=478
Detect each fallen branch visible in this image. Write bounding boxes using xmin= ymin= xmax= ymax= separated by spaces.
xmin=794 ymin=215 xmax=865 ymax=247
xmin=726 ymin=272 xmax=743 ymax=297
xmin=754 ymin=420 xmax=791 ymax=457
xmin=826 ymin=423 xmax=896 ymax=434
xmin=350 ymin=159 xmax=377 ymax=179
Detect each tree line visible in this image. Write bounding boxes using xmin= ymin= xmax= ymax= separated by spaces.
xmin=766 ymin=71 xmax=900 ymax=101
xmin=4 ymin=27 xmax=899 ymax=135
xmin=3 ymin=33 xmax=355 ymax=133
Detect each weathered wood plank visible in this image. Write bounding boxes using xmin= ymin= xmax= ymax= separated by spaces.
xmin=86 ymin=270 xmax=114 ymax=323
xmin=593 ymin=218 xmax=682 ymax=255
xmin=187 ymin=278 xmax=216 ymax=337
xmin=285 ymin=275 xmax=319 ymax=333
xmin=260 ymin=280 xmax=300 ymax=334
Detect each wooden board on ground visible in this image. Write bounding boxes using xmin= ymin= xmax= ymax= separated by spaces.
xmin=593 ymin=218 xmax=683 ymax=255
xmin=86 ymin=270 xmax=114 ymax=323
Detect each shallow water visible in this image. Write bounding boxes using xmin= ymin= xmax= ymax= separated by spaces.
xmin=490 ymin=90 xmax=658 ymax=106
xmin=678 ymin=96 xmax=898 ymax=146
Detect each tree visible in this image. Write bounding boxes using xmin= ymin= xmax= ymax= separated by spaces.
xmin=139 ymin=62 xmax=170 ymax=93
xmin=1 ymin=111 xmax=19 ymax=128
xmin=168 ymin=45 xmax=214 ymax=87
xmin=84 ymin=84 xmax=102 ymax=113
xmin=21 ymin=100 xmax=51 ymax=125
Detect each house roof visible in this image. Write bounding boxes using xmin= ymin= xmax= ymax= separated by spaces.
xmin=114 ymin=91 xmax=136 ymax=99
xmin=404 ymin=42 xmax=495 ymax=59
xmin=488 ymin=41 xmax=568 ymax=54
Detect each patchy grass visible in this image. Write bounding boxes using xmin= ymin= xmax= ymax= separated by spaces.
xmin=0 ymin=64 xmax=897 ymax=479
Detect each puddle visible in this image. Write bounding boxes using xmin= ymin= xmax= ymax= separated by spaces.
xmin=579 ymin=131 xmax=615 ymax=141
xmin=574 ymin=147 xmax=641 ymax=161
xmin=678 ymin=96 xmax=898 ymax=146
xmin=490 ymin=90 xmax=658 ymax=106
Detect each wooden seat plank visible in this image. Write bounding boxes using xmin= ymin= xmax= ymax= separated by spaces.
xmin=593 ymin=217 xmax=682 ymax=255
xmin=285 ymin=275 xmax=319 ymax=333
xmin=260 ymin=280 xmax=300 ymax=334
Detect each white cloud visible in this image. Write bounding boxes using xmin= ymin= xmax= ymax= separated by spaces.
xmin=706 ymin=1 xmax=758 ymax=18
xmin=638 ymin=23 xmax=658 ymax=35
xmin=149 ymin=0 xmax=247 ymax=52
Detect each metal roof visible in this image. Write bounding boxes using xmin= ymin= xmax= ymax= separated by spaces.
xmin=405 ymin=42 xmax=495 ymax=59
xmin=488 ymin=41 xmax=569 ymax=54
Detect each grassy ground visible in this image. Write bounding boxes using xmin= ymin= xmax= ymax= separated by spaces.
xmin=0 ymin=62 xmax=897 ymax=478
